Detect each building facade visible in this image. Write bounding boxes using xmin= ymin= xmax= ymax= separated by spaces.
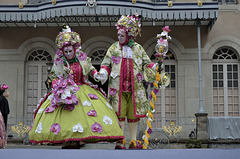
xmin=0 ymin=0 xmax=239 ymax=140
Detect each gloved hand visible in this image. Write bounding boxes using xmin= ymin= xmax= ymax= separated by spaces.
xmin=93 ymin=73 xmax=100 ymax=82
xmin=98 ymin=69 xmax=108 ymax=85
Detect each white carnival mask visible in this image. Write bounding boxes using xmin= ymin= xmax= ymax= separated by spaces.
xmin=117 ymin=29 xmax=127 ymax=44
xmin=63 ymin=45 xmax=75 ymax=60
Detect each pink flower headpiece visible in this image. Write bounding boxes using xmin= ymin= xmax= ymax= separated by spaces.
xmin=0 ymin=84 xmax=9 ymax=90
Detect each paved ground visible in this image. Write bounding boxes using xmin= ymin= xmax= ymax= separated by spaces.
xmin=1 ymin=148 xmax=240 ymax=159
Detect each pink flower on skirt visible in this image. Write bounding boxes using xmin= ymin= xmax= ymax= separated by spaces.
xmin=87 ymin=109 xmax=97 ymax=116
xmin=45 ymin=106 xmax=55 ymax=113
xmin=63 ymin=104 xmax=75 ymax=111
xmin=91 ymin=122 xmax=102 ymax=133
xmin=50 ymin=123 xmax=61 ymax=135
xmin=88 ymin=93 xmax=98 ymax=100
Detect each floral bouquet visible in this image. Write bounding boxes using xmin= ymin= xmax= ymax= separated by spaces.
xmin=47 ymin=73 xmax=80 ymax=112
xmin=47 ymin=55 xmax=80 ymax=113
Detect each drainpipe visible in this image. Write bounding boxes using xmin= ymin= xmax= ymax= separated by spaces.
xmin=195 ymin=19 xmax=208 ymax=141
xmin=197 ymin=19 xmax=204 ymax=114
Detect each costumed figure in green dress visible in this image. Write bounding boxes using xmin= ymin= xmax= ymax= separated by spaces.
xmin=29 ymin=25 xmax=124 ymax=146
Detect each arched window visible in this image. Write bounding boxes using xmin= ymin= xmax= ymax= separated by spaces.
xmin=151 ymin=50 xmax=177 ymax=126
xmin=90 ymin=49 xmax=107 ymax=64
xmin=25 ymin=49 xmax=52 ymax=119
xmin=212 ymin=47 xmax=239 ymax=117
xmin=27 ymin=49 xmax=52 ymax=61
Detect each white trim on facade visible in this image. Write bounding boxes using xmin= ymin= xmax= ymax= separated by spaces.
xmin=0 ymin=1 xmax=218 ymax=22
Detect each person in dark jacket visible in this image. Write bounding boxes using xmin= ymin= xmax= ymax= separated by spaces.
xmin=0 ymin=84 xmax=10 ymax=130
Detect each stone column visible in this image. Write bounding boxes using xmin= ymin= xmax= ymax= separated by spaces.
xmin=195 ymin=113 xmax=208 ymax=140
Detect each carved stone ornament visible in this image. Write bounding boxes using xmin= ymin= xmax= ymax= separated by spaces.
xmin=86 ymin=0 xmax=97 ymax=7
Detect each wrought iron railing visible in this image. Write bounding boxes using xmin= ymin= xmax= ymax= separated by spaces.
xmin=26 ymin=0 xmax=237 ymax=5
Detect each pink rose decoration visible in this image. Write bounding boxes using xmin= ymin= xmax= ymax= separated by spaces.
xmin=0 ymin=84 xmax=9 ymax=90
xmin=52 ymin=79 xmax=59 ymax=88
xmin=91 ymin=122 xmax=102 ymax=133
xmin=45 ymin=106 xmax=56 ymax=113
xmin=50 ymin=123 xmax=61 ymax=135
xmin=87 ymin=109 xmax=97 ymax=116
xmin=109 ymin=88 xmax=117 ymax=97
xmin=88 ymin=93 xmax=98 ymax=100
xmin=63 ymin=104 xmax=75 ymax=111
xmin=112 ymin=56 xmax=120 ymax=64
xmin=78 ymin=52 xmax=87 ymax=61
xmin=136 ymin=73 xmax=143 ymax=83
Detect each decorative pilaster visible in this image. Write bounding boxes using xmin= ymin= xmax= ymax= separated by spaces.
xmin=195 ymin=113 xmax=208 ymax=140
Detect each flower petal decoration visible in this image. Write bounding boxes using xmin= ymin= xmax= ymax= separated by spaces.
xmin=91 ymin=122 xmax=102 ymax=133
xmin=63 ymin=104 xmax=75 ymax=111
xmin=137 ymin=90 xmax=145 ymax=99
xmin=1 ymin=84 xmax=9 ymax=90
xmin=147 ymin=128 xmax=152 ymax=135
xmin=82 ymin=100 xmax=92 ymax=107
xmin=87 ymin=109 xmax=97 ymax=116
xmin=88 ymin=93 xmax=99 ymax=100
xmin=135 ymin=58 xmax=142 ymax=66
xmin=73 ymin=123 xmax=84 ymax=133
xmin=112 ymin=56 xmax=120 ymax=64
xmin=153 ymin=88 xmax=160 ymax=95
xmin=109 ymin=88 xmax=117 ymax=97
xmin=38 ymin=108 xmax=44 ymax=114
xmin=30 ymin=122 xmax=33 ymax=131
xmin=103 ymin=115 xmax=112 ymax=125
xmin=117 ymin=120 xmax=122 ymax=129
xmin=50 ymin=123 xmax=61 ymax=135
xmin=106 ymin=102 xmax=113 ymax=110
xmin=78 ymin=52 xmax=87 ymax=61
xmin=149 ymin=94 xmax=152 ymax=100
xmin=45 ymin=106 xmax=55 ymax=113
xmin=136 ymin=73 xmax=143 ymax=83
xmin=110 ymin=72 xmax=118 ymax=79
xmin=35 ymin=123 xmax=43 ymax=134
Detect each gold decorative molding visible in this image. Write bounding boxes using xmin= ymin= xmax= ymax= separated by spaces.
xmin=132 ymin=0 xmax=136 ymax=4
xmin=11 ymin=122 xmax=30 ymax=137
xmin=162 ymin=121 xmax=182 ymax=137
xmin=52 ymin=0 xmax=57 ymax=5
xmin=197 ymin=0 xmax=203 ymax=7
xmin=168 ymin=1 xmax=173 ymax=7
xmin=18 ymin=3 xmax=24 ymax=9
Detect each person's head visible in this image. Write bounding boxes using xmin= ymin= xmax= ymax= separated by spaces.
xmin=63 ymin=45 xmax=75 ymax=60
xmin=3 ymin=91 xmax=9 ymax=98
xmin=0 ymin=84 xmax=9 ymax=96
xmin=115 ymin=13 xmax=142 ymax=39
xmin=55 ymin=24 xmax=81 ymax=60
xmin=117 ymin=28 xmax=127 ymax=44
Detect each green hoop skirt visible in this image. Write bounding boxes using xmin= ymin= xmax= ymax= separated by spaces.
xmin=29 ymin=84 xmax=124 ymax=144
